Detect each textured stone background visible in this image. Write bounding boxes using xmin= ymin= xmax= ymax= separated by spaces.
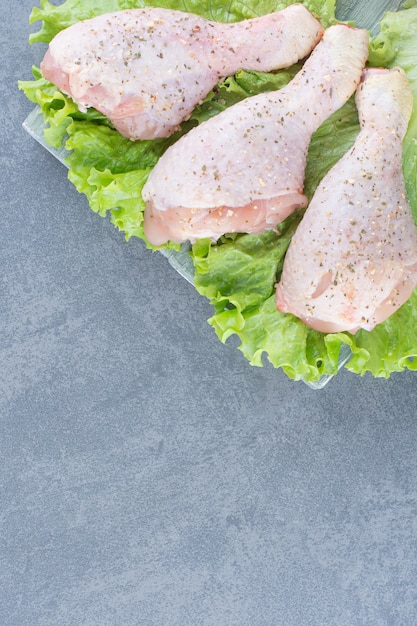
xmin=2 ymin=2 xmax=417 ymax=625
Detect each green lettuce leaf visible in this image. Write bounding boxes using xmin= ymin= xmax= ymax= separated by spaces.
xmin=369 ymin=7 xmax=417 ymax=222
xmin=193 ymin=213 xmax=302 ymax=314
xmin=29 ymin=0 xmax=146 ymax=44
xmin=18 ymin=0 xmax=417 ymax=381
xmin=192 ymin=6 xmax=417 ymax=381
xmin=28 ymin=0 xmax=338 ymax=46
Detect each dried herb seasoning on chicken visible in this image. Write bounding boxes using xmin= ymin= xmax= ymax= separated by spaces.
xmin=40 ymin=5 xmax=323 ymax=140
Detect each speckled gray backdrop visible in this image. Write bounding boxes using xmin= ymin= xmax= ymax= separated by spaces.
xmin=1 ymin=2 xmax=417 ymax=625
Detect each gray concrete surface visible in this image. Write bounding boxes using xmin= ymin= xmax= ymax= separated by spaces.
xmin=2 ymin=2 xmax=417 ymax=625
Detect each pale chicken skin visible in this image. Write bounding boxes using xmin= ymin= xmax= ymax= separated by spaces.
xmin=40 ymin=5 xmax=324 ymax=140
xmin=142 ymin=25 xmax=369 ymax=245
xmin=276 ymin=67 xmax=417 ymax=334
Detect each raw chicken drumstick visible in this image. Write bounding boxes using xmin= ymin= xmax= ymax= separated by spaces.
xmin=40 ymin=5 xmax=324 ymax=140
xmin=142 ymin=24 xmax=369 ymax=245
xmin=276 ymin=67 xmax=417 ymax=334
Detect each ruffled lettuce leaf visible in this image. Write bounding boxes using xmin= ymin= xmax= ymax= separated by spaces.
xmin=28 ymin=0 xmax=338 ymax=46
xmin=192 ymin=6 xmax=417 ymax=381
xmin=65 ymin=123 xmax=154 ymax=241
xmin=19 ymin=0 xmax=417 ymax=381
xmin=192 ymin=232 xmax=417 ymax=382
xmin=369 ymin=6 xmax=417 ymax=222
xmin=29 ymin=0 xmax=146 ymax=44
